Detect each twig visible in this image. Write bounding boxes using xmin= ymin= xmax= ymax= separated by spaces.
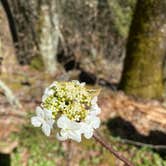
xmin=93 ymin=132 xmax=134 ymax=166
xmin=118 ymin=138 xmax=166 ymax=150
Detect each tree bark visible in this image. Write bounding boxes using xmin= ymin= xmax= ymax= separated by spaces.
xmin=6 ymin=0 xmax=38 ymax=65
xmin=1 ymin=0 xmax=18 ymax=45
xmin=37 ymin=0 xmax=61 ymax=75
xmin=2 ymin=0 xmax=60 ymax=75
xmin=119 ymin=0 xmax=166 ymax=99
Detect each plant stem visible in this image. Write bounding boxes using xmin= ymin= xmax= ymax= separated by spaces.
xmin=66 ymin=140 xmax=72 ymax=166
xmin=93 ymin=132 xmax=134 ymax=166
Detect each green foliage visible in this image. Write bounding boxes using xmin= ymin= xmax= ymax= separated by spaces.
xmin=10 ymin=118 xmax=115 ymax=166
xmin=132 ymin=148 xmax=166 ymax=166
xmin=11 ymin=123 xmax=65 ymax=166
xmin=30 ymin=55 xmax=44 ymax=70
xmin=103 ymin=126 xmax=166 ymax=166
xmin=108 ymin=0 xmax=136 ymax=37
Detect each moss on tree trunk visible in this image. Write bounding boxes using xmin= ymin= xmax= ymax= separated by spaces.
xmin=119 ymin=0 xmax=166 ymax=99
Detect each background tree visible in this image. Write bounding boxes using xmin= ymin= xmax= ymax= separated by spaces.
xmin=1 ymin=0 xmax=136 ymax=77
xmin=119 ymin=0 xmax=166 ymax=99
xmin=1 ymin=0 xmax=61 ymax=75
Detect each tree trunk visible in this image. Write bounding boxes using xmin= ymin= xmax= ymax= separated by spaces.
xmin=119 ymin=0 xmax=166 ymax=99
xmin=5 ymin=0 xmax=38 ymax=65
xmin=37 ymin=0 xmax=61 ymax=75
xmin=2 ymin=0 xmax=60 ymax=75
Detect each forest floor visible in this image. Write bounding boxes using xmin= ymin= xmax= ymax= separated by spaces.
xmin=0 ymin=6 xmax=166 ymax=166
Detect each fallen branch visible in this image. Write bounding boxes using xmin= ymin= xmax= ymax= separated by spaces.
xmin=0 ymin=80 xmax=22 ymax=108
xmin=118 ymin=138 xmax=166 ymax=150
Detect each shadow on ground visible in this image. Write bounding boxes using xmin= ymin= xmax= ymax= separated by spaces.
xmin=107 ymin=117 xmax=166 ymax=156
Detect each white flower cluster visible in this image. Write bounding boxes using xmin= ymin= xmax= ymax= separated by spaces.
xmin=31 ymin=81 xmax=101 ymax=142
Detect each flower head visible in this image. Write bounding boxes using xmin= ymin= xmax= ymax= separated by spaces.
xmin=31 ymin=80 xmax=101 ymax=142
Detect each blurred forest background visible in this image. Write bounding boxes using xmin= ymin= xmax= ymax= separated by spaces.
xmin=0 ymin=0 xmax=166 ymax=166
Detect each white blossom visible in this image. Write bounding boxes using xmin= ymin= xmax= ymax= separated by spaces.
xmin=42 ymin=81 xmax=57 ymax=101
xmin=72 ymin=80 xmax=85 ymax=87
xmin=81 ymin=115 xmax=100 ymax=139
xmin=90 ymin=96 xmax=101 ymax=115
xmin=31 ymin=106 xmax=54 ymax=136
xmin=56 ymin=115 xmax=82 ymax=142
xmin=31 ymin=81 xmax=101 ymax=142
xmin=42 ymin=88 xmax=54 ymax=102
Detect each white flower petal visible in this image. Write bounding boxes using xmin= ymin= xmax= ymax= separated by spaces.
xmin=49 ymin=81 xmax=57 ymax=88
xmin=68 ymin=121 xmax=82 ymax=130
xmin=68 ymin=131 xmax=82 ymax=142
xmin=90 ymin=102 xmax=101 ymax=115
xmin=86 ymin=116 xmax=100 ymax=129
xmin=42 ymin=88 xmax=54 ymax=101
xmin=42 ymin=95 xmax=46 ymax=102
xmin=60 ymin=129 xmax=69 ymax=137
xmin=91 ymin=116 xmax=100 ymax=129
xmin=80 ymin=82 xmax=85 ymax=86
xmin=44 ymin=109 xmax=53 ymax=119
xmin=91 ymin=96 xmax=98 ymax=105
xmin=46 ymin=119 xmax=55 ymax=128
xmin=56 ymin=116 xmax=82 ymax=142
xmin=42 ymin=88 xmax=49 ymax=101
xmin=80 ymin=122 xmax=94 ymax=139
xmin=56 ymin=129 xmax=69 ymax=141
xmin=83 ymin=128 xmax=93 ymax=139
xmin=72 ymin=80 xmax=80 ymax=85
xmin=56 ymin=133 xmax=67 ymax=141
xmin=42 ymin=122 xmax=51 ymax=136
xmin=57 ymin=115 xmax=71 ymax=128
xmin=36 ymin=106 xmax=44 ymax=118
xmin=31 ymin=116 xmax=43 ymax=127
xmin=48 ymin=89 xmax=54 ymax=95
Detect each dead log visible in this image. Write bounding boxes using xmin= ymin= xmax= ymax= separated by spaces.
xmin=99 ymin=89 xmax=166 ymax=135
